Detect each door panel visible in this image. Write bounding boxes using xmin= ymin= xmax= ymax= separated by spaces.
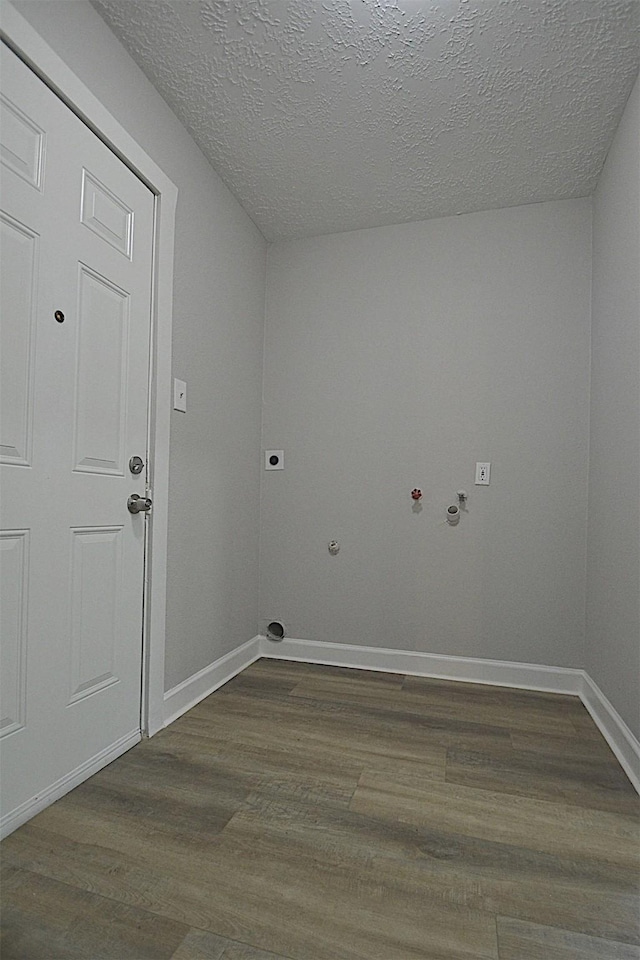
xmin=0 ymin=44 xmax=155 ymax=828
xmin=0 ymin=531 xmax=29 ymax=736
xmin=68 ymin=525 xmax=122 ymax=704
xmin=0 ymin=93 xmax=45 ymax=190
xmin=80 ymin=168 xmax=133 ymax=258
xmin=73 ymin=265 xmax=129 ymax=475
xmin=0 ymin=213 xmax=38 ymax=466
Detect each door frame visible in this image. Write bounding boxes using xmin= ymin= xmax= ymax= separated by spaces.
xmin=0 ymin=3 xmax=176 ymax=738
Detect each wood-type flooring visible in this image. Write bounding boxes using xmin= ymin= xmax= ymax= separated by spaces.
xmin=2 ymin=658 xmax=639 ymax=959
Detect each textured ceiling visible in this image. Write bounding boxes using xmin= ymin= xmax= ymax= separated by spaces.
xmin=92 ymin=0 xmax=640 ymax=241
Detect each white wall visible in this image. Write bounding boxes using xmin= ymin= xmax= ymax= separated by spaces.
xmin=11 ymin=1 xmax=267 ymax=690
xmin=261 ymin=199 xmax=592 ymax=668
xmin=587 ymin=76 xmax=640 ymax=740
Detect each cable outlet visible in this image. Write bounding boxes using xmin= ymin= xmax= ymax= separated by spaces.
xmin=265 ymin=450 xmax=284 ymax=470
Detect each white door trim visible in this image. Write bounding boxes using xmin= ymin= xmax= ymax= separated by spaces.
xmin=0 ymin=2 xmax=176 ymax=738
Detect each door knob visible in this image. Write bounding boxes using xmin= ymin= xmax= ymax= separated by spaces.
xmin=127 ymin=494 xmax=152 ymax=514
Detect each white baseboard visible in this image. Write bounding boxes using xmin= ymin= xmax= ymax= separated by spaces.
xmin=580 ymin=673 xmax=640 ymax=793
xmin=0 ymin=728 xmax=141 ymax=840
xmin=260 ymin=636 xmax=639 ymax=794
xmin=259 ymin=636 xmax=584 ymax=694
xmin=163 ymin=635 xmax=261 ymax=727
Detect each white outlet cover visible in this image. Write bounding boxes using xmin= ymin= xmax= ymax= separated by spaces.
xmin=265 ymin=450 xmax=284 ymax=470
xmin=475 ymin=462 xmax=491 ymax=485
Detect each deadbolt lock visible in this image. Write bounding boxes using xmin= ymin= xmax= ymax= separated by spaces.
xmin=129 ymin=456 xmax=144 ymax=475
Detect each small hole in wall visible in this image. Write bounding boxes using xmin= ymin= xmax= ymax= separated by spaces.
xmin=266 ymin=620 xmax=285 ymax=641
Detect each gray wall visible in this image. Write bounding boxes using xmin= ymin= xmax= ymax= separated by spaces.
xmin=587 ymin=75 xmax=640 ymax=739
xmin=9 ymin=2 xmax=638 ymax=725
xmin=261 ymin=199 xmax=592 ymax=668
xmin=11 ymin=1 xmax=267 ymax=690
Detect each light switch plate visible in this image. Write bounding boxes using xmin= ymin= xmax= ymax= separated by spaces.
xmin=173 ymin=378 xmax=187 ymax=412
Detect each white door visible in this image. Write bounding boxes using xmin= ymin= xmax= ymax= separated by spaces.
xmin=0 ymin=44 xmax=155 ymax=828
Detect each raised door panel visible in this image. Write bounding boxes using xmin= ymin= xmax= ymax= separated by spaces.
xmin=0 ymin=94 xmax=45 ymax=190
xmin=68 ymin=526 xmax=123 ymax=704
xmin=0 ymin=532 xmax=29 ymax=737
xmin=80 ymin=169 xmax=133 ymax=259
xmin=73 ymin=265 xmax=130 ymax=476
xmin=0 ymin=213 xmax=38 ymax=466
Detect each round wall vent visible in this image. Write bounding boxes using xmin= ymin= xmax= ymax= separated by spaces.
xmin=266 ymin=620 xmax=286 ymax=641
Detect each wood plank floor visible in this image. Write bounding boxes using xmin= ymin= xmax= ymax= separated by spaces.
xmin=2 ymin=658 xmax=639 ymax=960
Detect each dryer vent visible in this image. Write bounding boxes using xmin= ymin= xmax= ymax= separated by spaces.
xmin=265 ymin=620 xmax=286 ymax=641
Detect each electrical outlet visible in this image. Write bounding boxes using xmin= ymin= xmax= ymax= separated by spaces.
xmin=475 ymin=462 xmax=490 ymax=485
